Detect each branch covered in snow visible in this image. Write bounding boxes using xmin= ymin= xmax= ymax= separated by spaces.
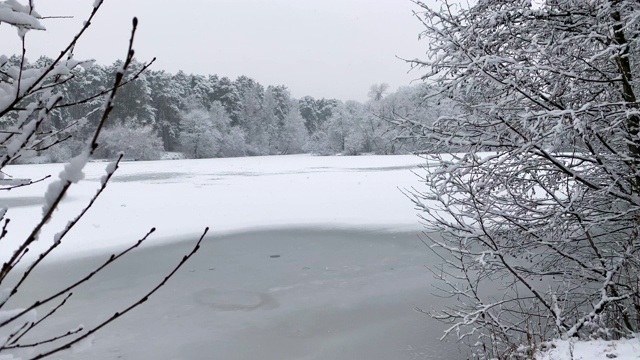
xmin=0 ymin=2 xmax=205 ymax=358
xmin=402 ymin=0 xmax=640 ymax=358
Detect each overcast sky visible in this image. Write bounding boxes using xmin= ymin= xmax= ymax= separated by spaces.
xmin=0 ymin=0 xmax=433 ymax=102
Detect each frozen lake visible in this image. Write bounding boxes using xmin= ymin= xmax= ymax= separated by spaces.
xmin=10 ymin=228 xmax=459 ymax=360
xmin=1 ymin=155 xmax=462 ymax=359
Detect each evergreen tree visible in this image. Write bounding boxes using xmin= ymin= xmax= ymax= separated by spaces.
xmin=107 ymin=60 xmax=156 ymax=128
xmin=211 ymin=76 xmax=242 ymax=123
xmin=148 ymin=70 xmax=184 ymax=150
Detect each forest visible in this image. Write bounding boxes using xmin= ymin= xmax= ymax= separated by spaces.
xmin=1 ymin=56 xmax=446 ymax=163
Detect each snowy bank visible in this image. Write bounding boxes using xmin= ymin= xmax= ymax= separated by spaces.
xmin=536 ymin=336 xmax=640 ymax=360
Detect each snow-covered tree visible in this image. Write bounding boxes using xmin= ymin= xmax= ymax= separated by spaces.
xmin=307 ymin=101 xmax=357 ymax=155
xmin=299 ymin=96 xmax=338 ymax=135
xmin=179 ymin=101 xmax=232 ymax=158
xmin=212 ymin=76 xmax=242 ymax=123
xmin=219 ymin=125 xmax=247 ymax=157
xmin=234 ymin=76 xmax=263 ymax=126
xmin=0 ymin=2 xmax=205 ymax=358
xmin=262 ymin=85 xmax=291 ymax=154
xmin=106 ymin=59 xmax=156 ymax=127
xmin=372 ymin=84 xmax=449 ymax=154
xmin=148 ymin=70 xmax=184 ymax=150
xmin=235 ymin=76 xmax=267 ymax=155
xmin=402 ymin=0 xmax=640 ymax=357
xmin=279 ymin=101 xmax=309 ymax=154
xmin=367 ymin=83 xmax=389 ymax=102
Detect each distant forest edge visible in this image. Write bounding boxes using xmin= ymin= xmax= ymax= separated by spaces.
xmin=2 ymin=56 xmax=450 ymax=163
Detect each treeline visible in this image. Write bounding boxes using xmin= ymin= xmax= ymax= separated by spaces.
xmin=5 ymin=56 xmax=444 ymax=162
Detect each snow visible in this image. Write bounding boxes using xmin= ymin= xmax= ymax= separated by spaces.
xmin=1 ymin=154 xmax=427 ymax=261
xmin=536 ymin=336 xmax=640 ymax=360
xmin=159 ymin=151 xmax=184 ymax=160
xmin=99 ymin=160 xmax=118 ymax=186
xmin=0 ymin=1 xmax=44 ymax=31
xmin=58 ymin=151 xmax=89 ymax=183
xmin=71 ymin=334 xmax=93 ymax=354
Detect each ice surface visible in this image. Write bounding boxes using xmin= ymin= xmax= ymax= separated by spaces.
xmin=8 ymin=229 xmax=456 ymax=360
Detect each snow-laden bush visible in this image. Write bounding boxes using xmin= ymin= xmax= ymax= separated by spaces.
xmin=44 ymin=141 xmax=74 ymax=163
xmin=96 ymin=123 xmax=163 ymax=160
xmin=219 ymin=126 xmax=247 ymax=157
xmin=45 ymin=137 xmax=85 ymax=163
xmin=304 ymin=127 xmax=336 ymax=156
xmin=179 ymin=103 xmax=226 ymax=159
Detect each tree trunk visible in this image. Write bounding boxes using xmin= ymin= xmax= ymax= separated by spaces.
xmin=611 ymin=8 xmax=640 ymax=192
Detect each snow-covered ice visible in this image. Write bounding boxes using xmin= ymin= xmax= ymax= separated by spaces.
xmin=1 ymin=154 xmax=427 ymax=261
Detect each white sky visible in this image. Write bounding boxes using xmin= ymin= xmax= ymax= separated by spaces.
xmin=0 ymin=0 xmax=433 ymax=102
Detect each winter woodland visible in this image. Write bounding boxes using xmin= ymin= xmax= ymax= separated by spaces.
xmin=2 ymin=0 xmax=640 ymax=359
xmin=2 ymin=55 xmax=451 ymax=162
